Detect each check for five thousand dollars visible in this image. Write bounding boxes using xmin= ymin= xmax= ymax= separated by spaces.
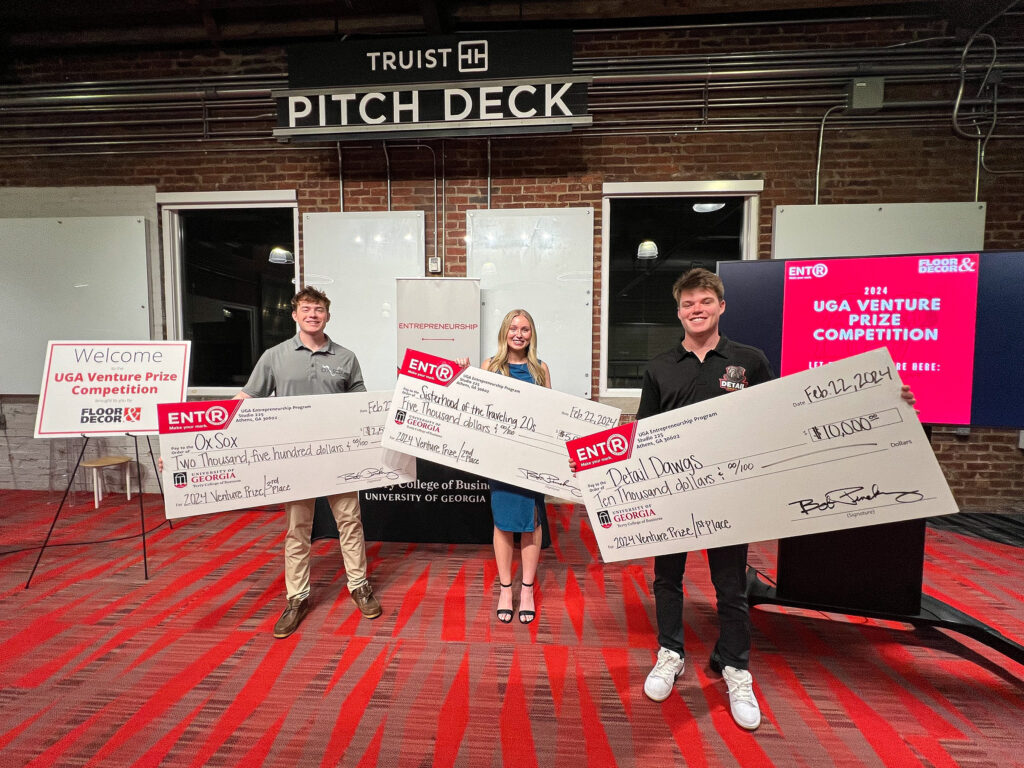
xmin=381 ymin=350 xmax=621 ymax=499
xmin=158 ymin=392 xmax=416 ymax=519
xmin=566 ymin=348 xmax=958 ymax=563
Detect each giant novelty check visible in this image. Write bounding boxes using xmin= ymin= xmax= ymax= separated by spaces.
xmin=381 ymin=350 xmax=621 ymax=499
xmin=566 ymin=348 xmax=958 ymax=562
xmin=159 ymin=392 xmax=416 ymax=519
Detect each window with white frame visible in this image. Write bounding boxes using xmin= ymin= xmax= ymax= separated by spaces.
xmin=158 ymin=191 xmax=299 ymax=395
xmin=600 ymin=181 xmax=763 ymax=398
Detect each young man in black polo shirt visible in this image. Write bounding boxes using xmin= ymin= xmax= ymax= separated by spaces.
xmin=636 ymin=267 xmax=771 ymax=729
xmin=634 ymin=268 xmax=917 ymax=729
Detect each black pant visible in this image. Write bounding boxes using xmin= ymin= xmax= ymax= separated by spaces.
xmin=653 ymin=543 xmax=751 ymax=670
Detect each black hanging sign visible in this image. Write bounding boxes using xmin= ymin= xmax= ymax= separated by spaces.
xmin=274 ymin=31 xmax=591 ymax=141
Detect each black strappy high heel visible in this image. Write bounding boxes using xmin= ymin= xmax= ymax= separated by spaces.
xmin=518 ymin=582 xmax=536 ymax=624
xmin=496 ymin=582 xmax=513 ymax=623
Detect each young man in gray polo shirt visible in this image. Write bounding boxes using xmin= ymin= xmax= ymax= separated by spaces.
xmin=239 ymin=286 xmax=381 ymax=638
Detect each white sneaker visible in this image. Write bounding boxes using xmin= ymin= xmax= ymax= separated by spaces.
xmin=722 ymin=666 xmax=761 ymax=730
xmin=644 ymin=647 xmax=684 ymax=702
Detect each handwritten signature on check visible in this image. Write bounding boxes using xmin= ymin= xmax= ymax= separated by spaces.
xmin=339 ymin=467 xmax=402 ymax=483
xmin=517 ymin=468 xmax=582 ymax=498
xmin=789 ymin=484 xmax=924 ymax=515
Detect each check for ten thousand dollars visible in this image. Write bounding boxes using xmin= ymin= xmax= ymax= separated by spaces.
xmin=566 ymin=348 xmax=958 ymax=563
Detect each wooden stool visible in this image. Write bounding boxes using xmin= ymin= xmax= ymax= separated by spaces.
xmin=80 ymin=456 xmax=134 ymax=508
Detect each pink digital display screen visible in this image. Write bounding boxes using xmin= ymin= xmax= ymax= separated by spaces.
xmin=780 ymin=253 xmax=980 ymax=424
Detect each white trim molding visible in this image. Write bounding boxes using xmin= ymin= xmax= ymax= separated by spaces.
xmin=599 ymin=180 xmax=764 ymax=401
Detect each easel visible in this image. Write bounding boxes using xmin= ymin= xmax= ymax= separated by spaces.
xmin=25 ymin=432 xmax=168 ymax=589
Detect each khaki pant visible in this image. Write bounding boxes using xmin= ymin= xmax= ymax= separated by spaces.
xmin=284 ymin=492 xmax=367 ymax=600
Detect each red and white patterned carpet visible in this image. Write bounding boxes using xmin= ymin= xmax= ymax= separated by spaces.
xmin=1 ymin=490 xmax=1022 ymax=767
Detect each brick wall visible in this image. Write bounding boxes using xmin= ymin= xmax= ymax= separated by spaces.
xmin=932 ymin=428 xmax=1024 ymax=510
xmin=2 ymin=19 xmax=1023 ymax=506
xmin=0 ymin=396 xmax=149 ymax=497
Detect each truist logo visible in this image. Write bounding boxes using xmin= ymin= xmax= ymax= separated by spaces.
xmin=566 ymin=423 xmax=637 ymax=471
xmin=158 ymin=400 xmax=242 ymax=434
xmin=364 ymin=40 xmax=488 ymax=75
xmin=457 ymin=40 xmax=488 ymax=72
xmin=400 ymin=350 xmax=460 ymax=386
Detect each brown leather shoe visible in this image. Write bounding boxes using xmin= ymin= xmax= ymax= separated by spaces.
xmin=350 ymin=583 xmax=382 ymax=619
xmin=273 ymin=597 xmax=310 ymax=638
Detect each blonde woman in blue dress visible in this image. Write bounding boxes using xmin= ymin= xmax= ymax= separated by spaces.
xmin=475 ymin=309 xmax=551 ymax=624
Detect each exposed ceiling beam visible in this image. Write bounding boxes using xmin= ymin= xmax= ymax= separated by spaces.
xmin=3 ymin=16 xmax=430 ymax=50
xmin=0 ymin=1 xmax=964 ymax=53
xmin=419 ymin=0 xmax=446 ymax=33
xmin=445 ymin=0 xmax=940 ymax=24
xmin=198 ymin=4 xmax=224 ymax=45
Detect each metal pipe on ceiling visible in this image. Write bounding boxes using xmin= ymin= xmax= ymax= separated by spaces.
xmin=8 ymin=94 xmax=1019 ymax=144
xmin=5 ymin=55 xmax=1019 ymax=109
xmin=3 ymin=41 xmax=1020 ymax=107
xmin=1 ymin=30 xmax=1022 ymax=155
xmin=575 ymin=11 xmax=937 ymax=35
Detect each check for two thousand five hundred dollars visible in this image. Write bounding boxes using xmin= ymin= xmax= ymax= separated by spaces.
xmin=566 ymin=348 xmax=958 ymax=563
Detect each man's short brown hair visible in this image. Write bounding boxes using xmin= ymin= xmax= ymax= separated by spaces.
xmin=672 ymin=268 xmax=724 ymax=304
xmin=291 ymin=286 xmax=330 ymax=312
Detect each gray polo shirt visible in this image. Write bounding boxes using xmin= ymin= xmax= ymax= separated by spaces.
xmin=241 ymin=334 xmax=366 ymax=397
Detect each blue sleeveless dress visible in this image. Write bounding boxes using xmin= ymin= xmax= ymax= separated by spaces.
xmin=490 ymin=362 xmax=549 ymax=533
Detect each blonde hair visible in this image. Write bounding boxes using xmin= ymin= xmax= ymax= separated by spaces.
xmin=487 ymin=309 xmax=547 ymax=387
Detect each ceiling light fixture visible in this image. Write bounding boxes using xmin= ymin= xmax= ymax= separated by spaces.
xmin=268 ymin=246 xmax=294 ymax=264
xmin=637 ymin=239 xmax=659 ymax=260
xmin=693 ymin=202 xmax=726 ymax=213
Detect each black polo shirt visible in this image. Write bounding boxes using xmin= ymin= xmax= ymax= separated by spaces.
xmin=636 ymin=333 xmax=775 ymax=420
